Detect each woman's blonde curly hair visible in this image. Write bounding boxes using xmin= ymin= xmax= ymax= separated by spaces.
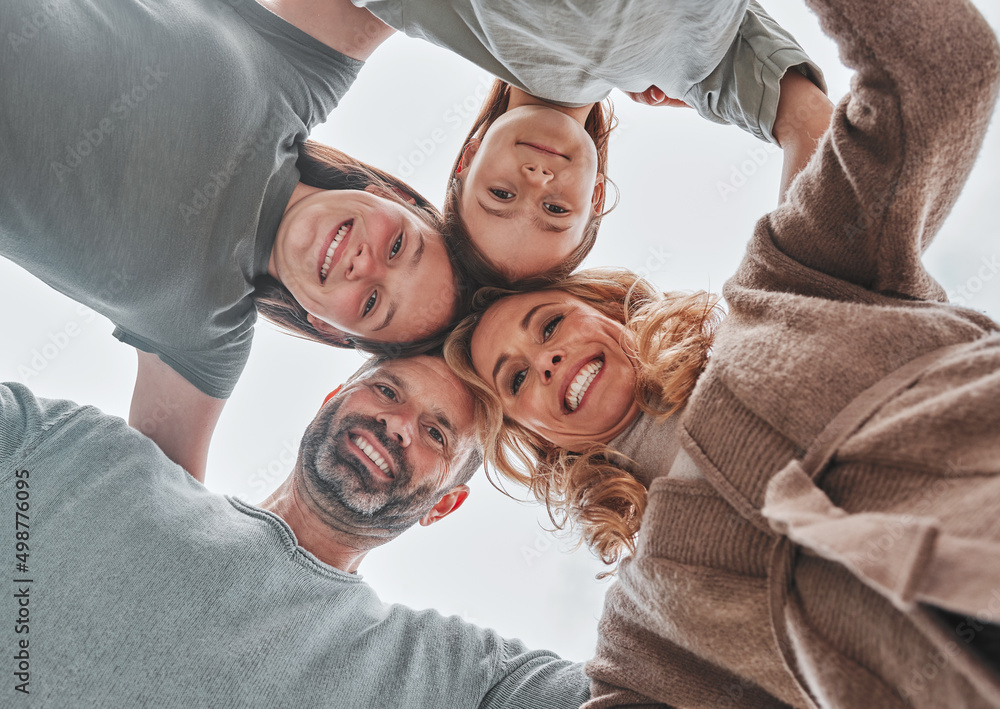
xmin=444 ymin=267 xmax=723 ymax=568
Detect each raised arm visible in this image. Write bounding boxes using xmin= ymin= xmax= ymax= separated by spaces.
xmin=770 ymin=70 xmax=833 ymax=201
xmin=759 ymin=0 xmax=1000 ymax=300
xmin=129 ymin=351 xmax=226 ymax=483
xmin=625 ymin=0 xmax=833 ymax=202
xmin=625 ymin=69 xmax=832 ymax=203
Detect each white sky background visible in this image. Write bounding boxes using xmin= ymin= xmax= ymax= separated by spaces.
xmin=2 ymin=0 xmax=998 ymax=664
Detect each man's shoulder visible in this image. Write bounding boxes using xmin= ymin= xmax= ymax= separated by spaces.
xmin=1 ymin=383 xmax=92 ymax=470
xmin=0 ymin=382 xmax=197 ymax=508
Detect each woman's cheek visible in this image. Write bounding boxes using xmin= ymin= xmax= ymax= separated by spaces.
xmin=603 ymin=365 xmax=637 ymax=421
xmin=518 ymin=390 xmax=554 ymax=436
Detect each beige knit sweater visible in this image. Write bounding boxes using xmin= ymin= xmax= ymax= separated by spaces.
xmin=583 ymin=0 xmax=1000 ymax=706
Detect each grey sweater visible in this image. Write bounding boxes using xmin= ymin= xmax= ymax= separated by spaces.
xmin=0 ymin=382 xmax=589 ymax=708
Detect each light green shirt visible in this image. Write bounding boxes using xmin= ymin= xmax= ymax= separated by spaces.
xmin=0 ymin=382 xmax=589 ymax=707
xmin=351 ymin=0 xmax=825 ymax=142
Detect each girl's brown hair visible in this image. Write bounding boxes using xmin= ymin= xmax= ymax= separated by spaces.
xmin=442 ymin=80 xmax=617 ymax=290
xmin=253 ymin=139 xmax=472 ymax=357
xmin=444 ymin=268 xmax=723 ymax=567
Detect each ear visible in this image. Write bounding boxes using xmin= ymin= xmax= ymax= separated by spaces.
xmin=419 ymin=484 xmax=470 ymax=527
xmin=591 ymin=173 xmax=605 ymax=215
xmin=364 ymin=183 xmax=416 ymax=206
xmin=306 ymin=314 xmax=354 ymax=348
xmin=455 ymin=139 xmax=481 ymax=177
xmin=321 ymin=385 xmax=343 ymax=409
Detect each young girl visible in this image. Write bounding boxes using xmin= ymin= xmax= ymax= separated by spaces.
xmin=353 ymin=0 xmax=834 ymax=284
xmin=444 ymin=0 xmax=1000 ymax=700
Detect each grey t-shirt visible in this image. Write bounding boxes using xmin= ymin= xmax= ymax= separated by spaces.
xmin=351 ymin=0 xmax=825 ymax=143
xmin=0 ymin=382 xmax=589 ymax=708
xmin=0 ymin=0 xmax=363 ymax=398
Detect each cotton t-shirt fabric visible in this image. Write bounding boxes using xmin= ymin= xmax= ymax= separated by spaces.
xmin=0 ymin=382 xmax=589 ymax=708
xmin=350 ymin=0 xmax=825 ymax=143
xmin=0 ymin=0 xmax=362 ymax=398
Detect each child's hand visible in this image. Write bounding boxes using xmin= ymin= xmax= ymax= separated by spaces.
xmin=623 ymin=85 xmax=690 ymax=108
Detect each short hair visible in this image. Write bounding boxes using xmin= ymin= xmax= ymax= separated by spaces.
xmin=450 ymin=445 xmax=483 ymax=488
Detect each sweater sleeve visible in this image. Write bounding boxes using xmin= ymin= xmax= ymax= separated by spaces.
xmin=757 ymin=0 xmax=999 ymax=301
xmin=584 ymin=583 xmax=793 ymax=709
xmin=481 ymin=641 xmax=591 ymax=709
xmin=0 ymin=383 xmax=80 ymax=473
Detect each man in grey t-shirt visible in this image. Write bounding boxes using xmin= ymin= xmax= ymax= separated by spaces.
xmin=0 ymin=356 xmax=588 ymax=708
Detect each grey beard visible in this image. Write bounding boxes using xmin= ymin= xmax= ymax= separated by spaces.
xmin=299 ymin=404 xmax=444 ymax=535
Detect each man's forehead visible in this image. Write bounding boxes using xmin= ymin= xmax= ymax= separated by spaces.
xmin=358 ymin=358 xmax=472 ymax=406
xmin=361 ymin=355 xmax=446 ymax=382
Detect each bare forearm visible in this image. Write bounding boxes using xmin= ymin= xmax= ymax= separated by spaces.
xmin=772 ymin=70 xmax=833 ymax=202
xmin=129 ymin=350 xmax=226 ymax=483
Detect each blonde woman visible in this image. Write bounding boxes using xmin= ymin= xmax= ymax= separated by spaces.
xmin=445 ymin=0 xmax=1000 ymax=703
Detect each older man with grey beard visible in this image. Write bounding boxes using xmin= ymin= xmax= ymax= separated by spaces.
xmin=0 ymin=355 xmax=588 ymax=708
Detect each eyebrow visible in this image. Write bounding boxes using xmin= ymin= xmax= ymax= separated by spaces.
xmin=432 ymin=409 xmax=455 ymax=453
xmin=476 ymin=199 xmax=570 ymax=234
xmin=521 ymin=302 xmax=553 ymax=330
xmin=490 ymin=302 xmax=555 ymax=387
xmin=491 ymin=353 xmax=509 ymax=389
xmin=409 ymin=231 xmax=426 ymax=270
xmin=373 ymin=232 xmax=425 ymax=332
xmin=381 ymin=371 xmax=409 ymax=394
xmin=373 ymin=301 xmax=398 ymax=332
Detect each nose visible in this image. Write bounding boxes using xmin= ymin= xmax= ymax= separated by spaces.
xmin=345 ymin=244 xmax=384 ymax=281
xmin=521 ymin=163 xmax=554 ymax=186
xmin=377 ymin=410 xmax=414 ymax=448
xmin=533 ymin=351 xmax=563 ymax=383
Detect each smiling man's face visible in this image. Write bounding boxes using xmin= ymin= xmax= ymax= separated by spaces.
xmin=298 ymin=356 xmax=478 ymax=534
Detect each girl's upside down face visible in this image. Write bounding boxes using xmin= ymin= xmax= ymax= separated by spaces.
xmin=455 ymin=105 xmax=604 ymax=280
xmin=469 ymin=289 xmax=640 ymax=450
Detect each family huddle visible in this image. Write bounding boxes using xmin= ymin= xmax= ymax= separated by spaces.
xmin=2 ymin=0 xmax=999 ymax=706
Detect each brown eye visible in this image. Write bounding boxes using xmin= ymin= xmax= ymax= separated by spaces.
xmin=510 ymin=369 xmax=526 ymax=395
xmin=363 ymin=292 xmax=377 ymax=316
xmin=542 ymin=315 xmax=563 ymax=340
xmin=375 ymin=384 xmax=397 ymax=400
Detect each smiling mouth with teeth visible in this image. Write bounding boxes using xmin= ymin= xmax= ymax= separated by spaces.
xmin=320 ymin=220 xmax=353 ymax=282
xmin=351 ymin=434 xmax=393 ymax=478
xmin=565 ymin=359 xmax=603 ymax=412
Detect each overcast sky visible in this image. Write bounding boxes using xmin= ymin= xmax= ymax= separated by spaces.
xmin=2 ymin=0 xmax=997 ymax=663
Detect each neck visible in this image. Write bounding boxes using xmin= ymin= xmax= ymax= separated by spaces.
xmin=259 ymin=474 xmax=375 ymax=573
xmin=506 ymin=87 xmax=594 ymax=126
xmin=256 ymin=0 xmax=394 ymax=61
